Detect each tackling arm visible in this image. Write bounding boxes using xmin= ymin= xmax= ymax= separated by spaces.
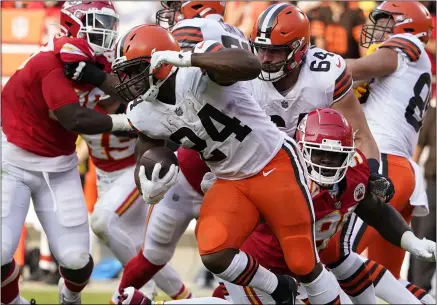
xmin=354 ymin=192 xmax=410 ymax=247
xmin=191 ymin=48 xmax=261 ymax=85
xmin=355 ymin=191 xmax=435 ymax=262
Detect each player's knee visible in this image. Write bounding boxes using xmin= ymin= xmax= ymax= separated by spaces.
xmin=282 ymin=236 xmax=317 ymax=276
xmin=90 ymin=209 xmax=111 ymax=241
xmin=59 ymin=255 xmax=94 ymax=285
xmin=57 ymin=248 xmax=91 ymax=270
xmin=201 ymin=249 xmax=238 ymax=274
xmin=1 ymin=227 xmax=15 ymax=266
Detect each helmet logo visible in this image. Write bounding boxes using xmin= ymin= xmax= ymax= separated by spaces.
xmin=354 ymin=183 xmax=366 ymax=201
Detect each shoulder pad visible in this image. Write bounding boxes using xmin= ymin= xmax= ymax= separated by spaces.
xmin=379 ymin=34 xmax=423 ymax=62
xmin=172 ymin=19 xmax=205 ymax=50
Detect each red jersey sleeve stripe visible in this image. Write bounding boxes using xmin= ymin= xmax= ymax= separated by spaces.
xmin=380 ymin=37 xmax=421 ymax=62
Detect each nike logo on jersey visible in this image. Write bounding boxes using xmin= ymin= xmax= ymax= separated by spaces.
xmin=336 ymin=58 xmax=341 ymax=68
xmin=263 ymin=168 xmax=276 ymax=177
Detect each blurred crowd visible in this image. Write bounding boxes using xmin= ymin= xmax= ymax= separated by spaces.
xmin=2 ymin=0 xmax=436 ymax=295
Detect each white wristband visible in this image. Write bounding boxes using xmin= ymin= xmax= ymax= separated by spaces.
xmin=110 ymin=114 xmax=132 ymax=132
xmin=400 ymin=230 xmax=418 ymax=252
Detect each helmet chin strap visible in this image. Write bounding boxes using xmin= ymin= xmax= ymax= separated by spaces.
xmin=141 ymin=65 xmax=178 ymax=102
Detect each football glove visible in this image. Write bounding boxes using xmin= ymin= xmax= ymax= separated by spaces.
xmin=150 ymin=50 xmax=192 ymax=70
xmin=138 ymin=163 xmax=179 ymax=205
xmin=354 ymin=83 xmax=369 ymax=99
xmin=64 ymin=61 xmax=107 ymax=87
xmin=401 ymin=231 xmax=436 ymax=262
xmin=201 ymin=172 xmax=217 ymax=194
xmin=369 ymin=172 xmax=395 ymax=203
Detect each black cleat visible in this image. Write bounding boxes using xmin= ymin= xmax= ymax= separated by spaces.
xmin=271 ymin=274 xmax=298 ymax=304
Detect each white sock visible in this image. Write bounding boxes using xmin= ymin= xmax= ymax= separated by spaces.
xmin=398 ymin=279 xmax=436 ymax=304
xmin=330 ymin=253 xmax=377 ymax=304
xmin=216 ymin=251 xmax=278 ymax=294
xmin=303 ymin=267 xmax=341 ymax=304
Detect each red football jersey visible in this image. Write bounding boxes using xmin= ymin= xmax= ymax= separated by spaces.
xmin=241 ymin=150 xmax=369 ymax=274
xmin=82 ymin=105 xmax=136 ymax=172
xmin=2 ymin=37 xmax=110 ymax=157
xmin=177 ymin=147 xmax=211 ymax=195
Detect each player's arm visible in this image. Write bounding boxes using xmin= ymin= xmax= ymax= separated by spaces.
xmin=329 ymin=57 xmax=379 ymax=160
xmin=44 ymin=68 xmax=130 ymax=134
xmin=190 ymin=45 xmax=262 ymax=85
xmin=345 ymin=48 xmax=398 ymax=80
xmin=354 ymin=191 xmax=435 ymax=262
xmin=345 ymin=35 xmax=422 ymax=81
xmin=332 ymin=90 xmax=380 ymax=161
xmin=354 ymin=192 xmax=410 ymax=247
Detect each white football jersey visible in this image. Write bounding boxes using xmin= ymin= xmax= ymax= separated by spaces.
xmin=362 ymin=34 xmax=432 ymax=158
xmin=250 ymin=47 xmax=353 ymax=138
xmin=171 ymin=14 xmax=250 ymax=51
xmin=127 ymin=67 xmax=284 ymax=180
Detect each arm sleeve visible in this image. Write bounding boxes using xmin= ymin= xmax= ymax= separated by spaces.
xmin=41 ymin=68 xmax=79 ymax=111
xmin=355 ymin=192 xmax=411 ymax=247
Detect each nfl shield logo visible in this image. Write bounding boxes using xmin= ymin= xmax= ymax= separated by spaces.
xmin=281 ymin=100 xmax=289 ymax=108
xmin=334 ymin=201 xmax=341 ymax=209
xmin=175 ymin=107 xmax=183 ymax=116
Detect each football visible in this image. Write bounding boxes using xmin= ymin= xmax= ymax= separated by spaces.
xmin=135 ymin=146 xmax=179 ymax=187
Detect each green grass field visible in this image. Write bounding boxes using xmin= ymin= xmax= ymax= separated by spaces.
xmin=21 ymin=289 xmax=169 ymax=304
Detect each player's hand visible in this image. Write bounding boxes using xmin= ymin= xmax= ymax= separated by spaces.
xmin=150 ymin=50 xmax=192 ymax=70
xmin=201 ymin=172 xmax=217 ymax=194
xmin=401 ymin=231 xmax=436 ymax=262
xmin=369 ymin=172 xmax=395 ymax=203
xmin=64 ymin=61 xmax=107 ymax=87
xmin=138 ymin=163 xmax=179 ymax=205
xmin=354 ymin=83 xmax=369 ymax=99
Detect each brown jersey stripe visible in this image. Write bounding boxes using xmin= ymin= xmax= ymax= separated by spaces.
xmin=380 ymin=37 xmax=421 ymax=62
xmin=205 ymin=42 xmax=225 ymax=53
xmin=172 ymin=26 xmax=203 ymax=36
xmin=334 ymin=72 xmax=353 ymax=101
xmin=327 ymin=295 xmax=341 ymax=305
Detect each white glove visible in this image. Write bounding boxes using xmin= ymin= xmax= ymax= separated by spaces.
xmin=150 ymin=50 xmax=192 ymax=70
xmin=138 ymin=163 xmax=179 ymax=205
xmin=200 ymin=172 xmax=217 ymax=194
xmin=401 ymin=231 xmax=436 ymax=262
xmin=72 ymin=61 xmax=86 ymax=81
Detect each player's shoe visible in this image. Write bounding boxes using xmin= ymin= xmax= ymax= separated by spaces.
xmin=58 ymin=278 xmax=82 ymax=304
xmin=117 ymin=287 xmax=154 ymax=305
xmin=272 ymin=275 xmax=298 ymax=304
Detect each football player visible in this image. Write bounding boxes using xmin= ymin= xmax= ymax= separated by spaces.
xmin=65 ymin=24 xmax=343 ymax=304
xmin=91 ymin=2 xmax=255 ymax=301
xmin=343 ymin=0 xmax=434 ymax=297
xmin=211 ymin=108 xmax=435 ymax=304
xmin=0 ymin=2 xmax=134 ymax=304
xmin=249 ymin=3 xmax=394 ymax=207
xmin=80 ymin=101 xmax=193 ymax=303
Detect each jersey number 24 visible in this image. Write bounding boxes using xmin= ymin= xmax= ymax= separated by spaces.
xmin=169 ymin=104 xmax=252 ymax=162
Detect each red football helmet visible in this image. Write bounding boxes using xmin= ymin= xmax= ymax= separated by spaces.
xmin=361 ymin=1 xmax=433 ymax=47
xmin=112 ymin=25 xmax=180 ymax=103
xmin=60 ymin=1 xmax=119 ymax=55
xmin=156 ymin=1 xmax=226 ymax=29
xmin=250 ymin=3 xmax=310 ymax=82
xmin=296 ymin=108 xmax=356 ymax=186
